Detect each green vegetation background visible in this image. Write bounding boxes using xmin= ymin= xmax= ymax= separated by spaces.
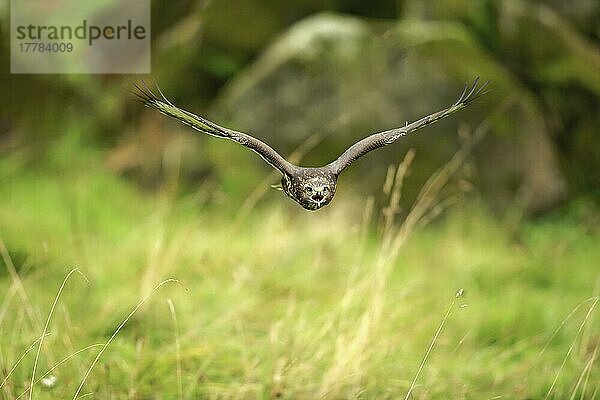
xmin=1 ymin=0 xmax=599 ymax=398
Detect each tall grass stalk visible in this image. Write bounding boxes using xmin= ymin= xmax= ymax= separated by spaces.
xmin=0 ymin=334 xmax=51 ymax=390
xmin=168 ymin=298 xmax=183 ymax=400
xmin=72 ymin=279 xmax=181 ymax=399
xmin=14 ymin=343 xmax=103 ymax=400
xmin=545 ymin=298 xmax=598 ymax=399
xmin=29 ymin=268 xmax=88 ymax=400
xmin=405 ymin=289 xmax=465 ymax=400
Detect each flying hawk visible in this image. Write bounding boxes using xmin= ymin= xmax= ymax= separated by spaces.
xmin=133 ymin=78 xmax=487 ymax=211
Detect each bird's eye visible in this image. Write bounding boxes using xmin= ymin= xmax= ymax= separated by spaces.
xmin=305 ymin=186 xmax=313 ymax=193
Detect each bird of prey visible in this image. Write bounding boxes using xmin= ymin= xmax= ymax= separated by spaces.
xmin=133 ymin=78 xmax=487 ymax=211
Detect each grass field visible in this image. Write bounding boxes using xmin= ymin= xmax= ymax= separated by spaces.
xmin=1 ymin=136 xmax=599 ymax=399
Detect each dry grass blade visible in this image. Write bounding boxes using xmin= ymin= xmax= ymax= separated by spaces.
xmin=381 ymin=149 xmax=415 ymax=248
xmin=390 ymin=95 xmax=516 ymax=258
xmin=0 ymin=333 xmax=51 ymax=390
xmin=540 ymin=296 xmax=599 ymax=356
xmin=29 ymin=268 xmax=88 ymax=400
xmin=0 ymin=238 xmax=39 ymax=331
xmin=14 ymin=344 xmax=103 ymax=400
xmin=545 ymin=298 xmax=598 ymax=400
xmin=404 ymin=289 xmax=464 ymax=400
xmin=167 ymin=299 xmax=183 ymax=400
xmin=569 ymin=343 xmax=597 ymax=400
xmin=72 ymin=279 xmax=182 ymax=399
xmin=579 ymin=338 xmax=598 ymax=399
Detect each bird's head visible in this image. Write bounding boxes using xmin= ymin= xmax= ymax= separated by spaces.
xmin=282 ymin=170 xmax=337 ymax=211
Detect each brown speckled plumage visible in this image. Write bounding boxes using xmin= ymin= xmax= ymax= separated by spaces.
xmin=133 ymin=79 xmax=488 ymax=211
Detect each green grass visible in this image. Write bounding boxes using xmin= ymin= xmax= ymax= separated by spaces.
xmin=0 ymin=138 xmax=598 ymax=399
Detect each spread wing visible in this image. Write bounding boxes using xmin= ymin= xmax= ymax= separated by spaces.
xmin=327 ymin=78 xmax=489 ymax=175
xmin=133 ymin=82 xmax=295 ymax=176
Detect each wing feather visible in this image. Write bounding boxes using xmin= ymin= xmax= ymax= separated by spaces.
xmin=133 ymin=82 xmax=295 ymax=176
xmin=327 ymin=78 xmax=489 ymax=175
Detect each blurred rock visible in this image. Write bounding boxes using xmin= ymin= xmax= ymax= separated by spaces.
xmin=538 ymin=0 xmax=600 ymax=38
xmin=498 ymin=1 xmax=600 ymax=95
xmin=213 ymin=12 xmax=567 ymax=213
xmin=403 ymin=0 xmax=599 ymax=41
xmin=401 ymin=0 xmax=600 ymax=197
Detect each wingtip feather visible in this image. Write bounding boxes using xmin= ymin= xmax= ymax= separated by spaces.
xmin=457 ymin=77 xmax=491 ymax=106
xmin=130 ymin=79 xmax=165 ymax=107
